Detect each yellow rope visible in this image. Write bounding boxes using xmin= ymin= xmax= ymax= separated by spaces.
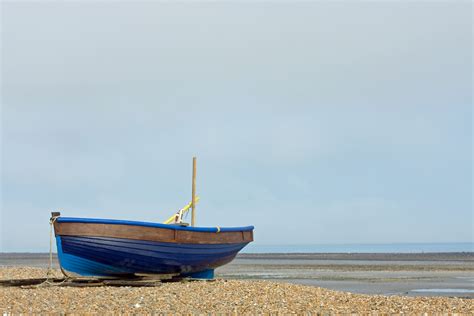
xmin=163 ymin=197 xmax=200 ymax=224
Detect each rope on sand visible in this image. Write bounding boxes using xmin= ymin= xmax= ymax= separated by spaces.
xmin=31 ymin=214 xmax=71 ymax=288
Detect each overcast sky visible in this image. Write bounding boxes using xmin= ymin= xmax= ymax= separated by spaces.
xmin=1 ymin=1 xmax=472 ymax=252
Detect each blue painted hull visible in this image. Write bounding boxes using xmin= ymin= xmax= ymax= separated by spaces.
xmin=56 ymin=235 xmax=249 ymax=277
xmin=53 ymin=216 xmax=253 ymax=278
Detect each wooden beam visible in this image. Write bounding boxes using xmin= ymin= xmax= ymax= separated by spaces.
xmin=191 ymin=157 xmax=197 ymax=227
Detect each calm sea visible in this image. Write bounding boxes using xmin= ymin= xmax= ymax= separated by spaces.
xmin=242 ymin=242 xmax=474 ymax=253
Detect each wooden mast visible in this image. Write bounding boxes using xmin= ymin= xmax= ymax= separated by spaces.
xmin=191 ymin=157 xmax=197 ymax=227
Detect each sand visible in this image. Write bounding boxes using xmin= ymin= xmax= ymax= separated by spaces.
xmin=1 ymin=267 xmax=473 ymax=314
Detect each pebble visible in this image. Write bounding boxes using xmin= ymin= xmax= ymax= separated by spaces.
xmin=0 ymin=267 xmax=472 ymax=314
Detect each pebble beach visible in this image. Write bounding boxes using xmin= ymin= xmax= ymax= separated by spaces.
xmin=1 ymin=267 xmax=473 ymax=314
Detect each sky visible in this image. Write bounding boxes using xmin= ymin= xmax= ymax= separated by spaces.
xmin=0 ymin=1 xmax=472 ymax=252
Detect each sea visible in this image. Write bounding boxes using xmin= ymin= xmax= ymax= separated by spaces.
xmin=242 ymin=242 xmax=474 ymax=253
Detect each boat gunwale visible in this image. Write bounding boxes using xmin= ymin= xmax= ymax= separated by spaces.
xmin=56 ymin=217 xmax=254 ymax=233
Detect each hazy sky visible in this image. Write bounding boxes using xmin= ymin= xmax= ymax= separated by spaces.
xmin=1 ymin=1 xmax=472 ymax=252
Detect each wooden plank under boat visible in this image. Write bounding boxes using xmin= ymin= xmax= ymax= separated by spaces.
xmin=53 ymin=216 xmax=254 ymax=279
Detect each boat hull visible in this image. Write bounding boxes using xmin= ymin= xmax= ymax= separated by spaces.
xmin=54 ymin=217 xmax=253 ymax=278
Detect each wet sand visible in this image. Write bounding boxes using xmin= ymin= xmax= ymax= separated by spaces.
xmin=217 ymin=253 xmax=474 ymax=298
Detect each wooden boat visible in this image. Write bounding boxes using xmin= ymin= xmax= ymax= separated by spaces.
xmin=52 ymin=216 xmax=253 ymax=279
xmin=52 ymin=158 xmax=254 ymax=279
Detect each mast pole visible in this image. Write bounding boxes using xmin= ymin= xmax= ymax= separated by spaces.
xmin=191 ymin=157 xmax=197 ymax=226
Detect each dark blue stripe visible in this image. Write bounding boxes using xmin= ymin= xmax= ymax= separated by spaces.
xmin=57 ymin=217 xmax=254 ymax=232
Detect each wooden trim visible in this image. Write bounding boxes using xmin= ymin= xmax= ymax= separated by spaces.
xmin=54 ymin=222 xmax=253 ymax=244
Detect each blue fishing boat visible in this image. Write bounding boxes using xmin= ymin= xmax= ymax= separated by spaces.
xmin=52 ymin=158 xmax=254 ymax=279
